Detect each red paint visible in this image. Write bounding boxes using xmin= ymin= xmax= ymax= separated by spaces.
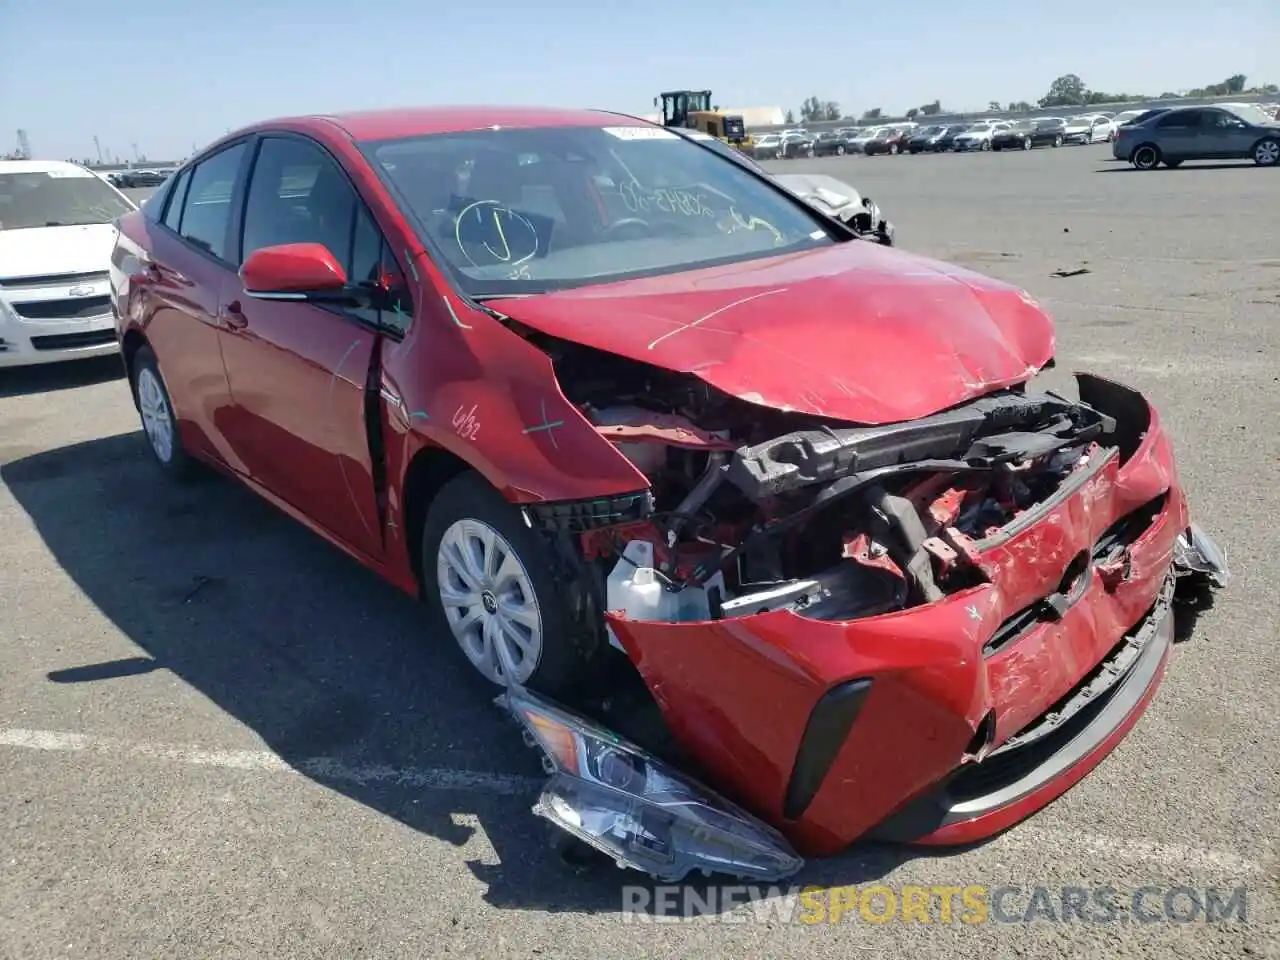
xmin=240 ymin=242 xmax=347 ymax=293
xmin=495 ymin=244 xmax=1055 ymax=424
xmin=109 ymin=105 xmax=1202 ymax=861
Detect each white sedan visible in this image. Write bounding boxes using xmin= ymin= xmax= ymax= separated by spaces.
xmin=0 ymin=159 xmax=137 ymax=368
xmin=1063 ymin=115 xmax=1116 ymax=144
xmin=953 ymin=122 xmax=1011 ymax=151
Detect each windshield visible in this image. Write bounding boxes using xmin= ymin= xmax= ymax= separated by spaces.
xmin=1009 ymin=120 xmax=1034 ymax=131
xmin=0 ymin=169 xmax=134 ymax=231
xmin=363 ymin=125 xmax=835 ymax=297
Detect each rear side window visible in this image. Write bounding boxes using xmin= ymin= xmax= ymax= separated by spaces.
xmin=179 ymin=143 xmax=247 ymax=261
xmin=162 ymin=168 xmax=191 ymax=232
xmin=1157 ymin=111 xmax=1200 ymax=129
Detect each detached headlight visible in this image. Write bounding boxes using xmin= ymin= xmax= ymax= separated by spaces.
xmin=504 ymin=686 xmax=804 ymax=883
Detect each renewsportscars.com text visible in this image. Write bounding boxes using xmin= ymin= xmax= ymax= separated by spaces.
xmin=621 ymin=884 xmax=1249 ymax=925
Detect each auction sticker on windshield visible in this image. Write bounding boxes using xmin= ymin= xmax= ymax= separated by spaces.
xmin=603 ymin=127 xmax=679 ymax=140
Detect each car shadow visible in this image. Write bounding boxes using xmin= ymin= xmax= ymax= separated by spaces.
xmin=4 ymin=431 xmax=954 ymax=914
xmin=1095 ymin=162 xmax=1262 ymax=173
xmin=0 ymin=355 xmax=125 ymax=397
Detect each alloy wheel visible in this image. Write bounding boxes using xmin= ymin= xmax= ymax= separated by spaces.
xmin=136 ymin=367 xmax=174 ymax=464
xmin=1255 ymin=140 xmax=1279 ymax=166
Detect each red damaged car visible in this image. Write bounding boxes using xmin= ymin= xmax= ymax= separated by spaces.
xmin=109 ymin=106 xmax=1228 ymax=882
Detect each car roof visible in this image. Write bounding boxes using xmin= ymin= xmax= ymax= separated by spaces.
xmin=247 ymin=105 xmax=648 ymax=142
xmin=0 ymin=159 xmax=93 ymax=175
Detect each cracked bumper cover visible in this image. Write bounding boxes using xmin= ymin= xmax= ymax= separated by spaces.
xmin=506 ymin=378 xmax=1226 ymax=876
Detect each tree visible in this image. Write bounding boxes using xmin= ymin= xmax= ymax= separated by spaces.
xmin=799 ymin=96 xmax=826 ymax=122
xmin=1039 ymin=73 xmax=1087 ymax=108
xmin=785 ymin=109 xmax=795 ymax=124
xmin=1008 ymin=100 xmax=1034 ymax=112
xmin=822 ymin=100 xmax=841 ymax=121
xmin=1225 ymin=74 xmax=1247 ymax=94
xmin=919 ymin=100 xmax=942 ymax=116
xmin=988 ymin=101 xmax=1003 ymax=111
xmin=905 ymin=107 xmax=919 ymax=119
xmin=859 ymin=107 xmax=882 ymax=122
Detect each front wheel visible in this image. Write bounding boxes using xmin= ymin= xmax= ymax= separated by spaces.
xmin=889 ymin=143 xmax=899 ymax=155
xmin=836 ymin=144 xmax=845 ymax=156
xmin=1053 ymin=135 xmax=1063 ymax=147
xmin=1023 ymin=137 xmax=1032 ymax=151
xmin=1254 ymin=138 xmax=1280 ymax=166
xmin=422 ymin=473 xmax=598 ymax=696
xmin=981 ymin=139 xmax=991 ymax=151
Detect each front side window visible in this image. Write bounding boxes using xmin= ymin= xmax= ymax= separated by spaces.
xmin=241 ymin=136 xmax=412 ymax=330
xmin=179 ymin=143 xmax=247 ymax=260
xmin=1157 ymin=111 xmax=1200 ymax=129
xmin=362 ymin=124 xmax=834 ymax=298
xmin=0 ymin=167 xmax=134 ymax=231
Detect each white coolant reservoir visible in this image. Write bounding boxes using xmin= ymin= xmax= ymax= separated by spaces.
xmin=606 ymin=540 xmax=676 ymax=622
xmin=605 ymin=540 xmax=727 ymax=624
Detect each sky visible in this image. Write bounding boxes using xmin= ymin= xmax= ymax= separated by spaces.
xmin=2 ymin=0 xmax=1276 ymax=162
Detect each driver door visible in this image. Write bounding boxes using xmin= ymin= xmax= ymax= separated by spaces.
xmin=216 ymin=134 xmax=401 ymax=560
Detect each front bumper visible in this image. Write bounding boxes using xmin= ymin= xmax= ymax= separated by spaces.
xmin=0 ymin=309 xmax=118 ymax=368
xmin=600 ymin=375 xmax=1221 ymax=862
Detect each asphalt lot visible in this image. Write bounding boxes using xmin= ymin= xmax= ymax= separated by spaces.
xmin=2 ymin=146 xmax=1278 ymax=959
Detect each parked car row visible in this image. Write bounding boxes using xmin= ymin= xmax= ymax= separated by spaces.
xmin=745 ymin=103 xmax=1279 ymax=160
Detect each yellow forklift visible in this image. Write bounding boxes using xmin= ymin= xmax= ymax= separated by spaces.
xmin=656 ymin=90 xmax=753 ymax=153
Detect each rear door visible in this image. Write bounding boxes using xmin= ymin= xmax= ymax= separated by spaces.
xmin=1154 ymin=110 xmax=1204 ymax=160
xmin=127 ymin=141 xmax=251 ymax=470
xmin=216 ymin=133 xmax=411 ymax=560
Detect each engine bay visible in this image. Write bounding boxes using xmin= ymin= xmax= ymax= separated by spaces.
xmin=522 ymin=331 xmax=1118 ymax=629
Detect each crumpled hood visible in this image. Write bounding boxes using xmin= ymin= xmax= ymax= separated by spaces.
xmin=0 ymin=224 xmax=119 ymax=279
xmin=497 ymin=241 xmax=1056 ymax=424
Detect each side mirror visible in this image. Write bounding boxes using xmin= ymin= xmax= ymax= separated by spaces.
xmin=240 ymin=243 xmax=350 ymax=301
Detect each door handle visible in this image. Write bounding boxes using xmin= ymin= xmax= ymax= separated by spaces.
xmin=220 ymin=300 xmax=248 ymax=330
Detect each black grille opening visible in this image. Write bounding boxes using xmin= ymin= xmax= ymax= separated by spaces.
xmin=1093 ymin=491 xmax=1169 ymax=565
xmin=12 ymin=296 xmax=111 ymax=321
xmin=30 ymin=329 xmax=117 ymax=351
xmin=983 ymin=551 xmax=1091 ymax=657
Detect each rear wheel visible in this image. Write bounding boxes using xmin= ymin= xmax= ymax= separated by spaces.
xmin=422 ymin=473 xmax=597 ymax=696
xmin=1131 ymin=144 xmax=1161 ymax=170
xmin=1254 ymin=138 xmax=1280 ymax=166
xmin=130 ymin=345 xmax=195 ymax=481
xmin=1023 ymin=137 xmax=1032 ymax=151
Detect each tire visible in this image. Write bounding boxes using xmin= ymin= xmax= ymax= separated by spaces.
xmin=130 ymin=345 xmax=195 ymax=481
xmin=1023 ymin=137 xmax=1032 ymax=151
xmin=1131 ymin=144 xmax=1161 ymax=170
xmin=1053 ymin=135 xmax=1063 ymax=147
xmin=421 ymin=472 xmax=597 ymax=696
xmin=889 ymin=143 xmax=899 ymax=155
xmin=1254 ymin=137 xmax=1280 ymax=166
xmin=806 ymin=146 xmax=815 ymax=158
xmin=836 ymin=144 xmax=845 ymax=156
xmin=981 ymin=139 xmax=991 ymax=151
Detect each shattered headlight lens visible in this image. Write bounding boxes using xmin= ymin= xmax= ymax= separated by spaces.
xmin=504 ymin=686 xmax=804 ymax=883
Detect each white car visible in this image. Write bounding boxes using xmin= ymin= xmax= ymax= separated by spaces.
xmin=953 ymin=122 xmax=1010 ymax=151
xmin=0 ymin=160 xmax=137 ymax=368
xmin=1063 ymin=114 xmax=1115 ymax=144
